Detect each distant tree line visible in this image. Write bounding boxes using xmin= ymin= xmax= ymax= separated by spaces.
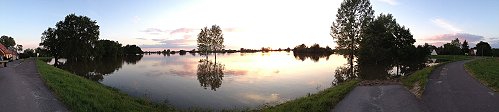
xmin=39 ymin=14 xmax=143 ymax=63
xmin=431 ymin=38 xmax=496 ymax=56
xmin=292 ymin=43 xmax=333 ymax=54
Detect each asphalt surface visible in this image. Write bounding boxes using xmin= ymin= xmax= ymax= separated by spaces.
xmin=0 ymin=58 xmax=68 ymax=112
xmin=423 ymin=60 xmax=499 ymax=112
xmin=332 ymin=85 xmax=428 ymax=112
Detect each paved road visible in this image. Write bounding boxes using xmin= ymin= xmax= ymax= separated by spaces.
xmin=423 ymin=60 xmax=499 ymax=112
xmin=332 ymin=85 xmax=428 ymax=112
xmin=0 ymin=58 xmax=68 ymax=112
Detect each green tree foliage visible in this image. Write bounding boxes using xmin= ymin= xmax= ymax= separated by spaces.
xmin=462 ymin=40 xmax=470 ymax=55
xmin=40 ymin=14 xmax=100 ymax=61
xmin=197 ymin=25 xmax=225 ymax=58
xmin=476 ymin=41 xmax=492 ymax=56
xmin=123 ymin=45 xmax=143 ymax=55
xmin=40 ymin=28 xmax=63 ymax=61
xmin=331 ymin=0 xmax=374 ymax=76
xmin=19 ymin=48 xmax=36 ymax=59
xmin=358 ymin=14 xmax=426 ymax=79
xmin=358 ymin=14 xmax=398 ymax=79
xmin=0 ymin=35 xmax=16 ymax=48
xmin=95 ymin=40 xmax=123 ymax=59
xmin=56 ymin=14 xmax=100 ymax=60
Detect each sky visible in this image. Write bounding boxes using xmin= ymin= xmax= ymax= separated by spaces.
xmin=1 ymin=0 xmax=498 ymax=51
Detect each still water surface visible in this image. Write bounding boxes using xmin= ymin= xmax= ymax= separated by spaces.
xmin=50 ymin=52 xmax=348 ymax=110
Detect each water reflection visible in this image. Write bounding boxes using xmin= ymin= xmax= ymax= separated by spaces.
xmin=197 ymin=59 xmax=225 ymax=91
xmin=293 ymin=53 xmax=331 ymax=62
xmin=124 ymin=55 xmax=143 ymax=64
xmin=53 ymin=55 xmax=143 ymax=81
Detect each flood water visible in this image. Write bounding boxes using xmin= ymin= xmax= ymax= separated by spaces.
xmin=48 ymin=52 xmax=349 ymax=110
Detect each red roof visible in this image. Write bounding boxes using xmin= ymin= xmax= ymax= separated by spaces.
xmin=0 ymin=43 xmax=12 ymax=55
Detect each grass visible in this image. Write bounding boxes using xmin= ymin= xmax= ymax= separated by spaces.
xmin=464 ymin=57 xmax=499 ymax=91
xmin=35 ymin=58 xmax=176 ymax=112
xmin=259 ymin=80 xmax=359 ymax=112
xmin=401 ymin=63 xmax=443 ymax=97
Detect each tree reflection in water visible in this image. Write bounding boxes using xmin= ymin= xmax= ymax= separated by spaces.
xmin=196 ymin=59 xmax=225 ymax=91
xmin=293 ymin=53 xmax=331 ymax=62
xmin=55 ymin=55 xmax=143 ymax=81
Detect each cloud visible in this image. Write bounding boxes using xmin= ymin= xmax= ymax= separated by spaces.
xmin=170 ymin=28 xmax=194 ymax=35
xmin=140 ymin=38 xmax=196 ymax=49
xmin=135 ymin=37 xmax=147 ymax=40
xmin=223 ymin=27 xmax=241 ymax=32
xmin=431 ymin=18 xmax=462 ymax=32
xmin=142 ymin=28 xmax=166 ymax=35
xmin=423 ymin=33 xmax=484 ymax=42
xmin=379 ymin=0 xmax=398 ymax=5
xmin=420 ymin=33 xmax=487 ymax=47
xmin=151 ymin=39 xmax=166 ymax=42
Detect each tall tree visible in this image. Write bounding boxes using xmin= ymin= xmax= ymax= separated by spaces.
xmin=462 ymin=40 xmax=470 ymax=55
xmin=40 ymin=28 xmax=63 ymax=62
xmin=197 ymin=25 xmax=225 ymax=59
xmin=0 ymin=35 xmax=16 ymax=48
xmin=331 ymin=0 xmax=374 ymax=77
xmin=358 ymin=14 xmax=397 ymax=79
xmin=56 ymin=14 xmax=100 ymax=61
xmin=476 ymin=41 xmax=492 ymax=56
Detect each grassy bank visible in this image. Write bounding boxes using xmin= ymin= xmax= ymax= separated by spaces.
xmin=36 ymin=58 xmax=175 ymax=112
xmin=464 ymin=57 xmax=499 ymax=91
xmin=260 ymin=80 xmax=359 ymax=112
xmin=401 ymin=63 xmax=442 ymax=97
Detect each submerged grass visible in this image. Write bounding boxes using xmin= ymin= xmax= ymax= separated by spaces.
xmin=464 ymin=57 xmax=499 ymax=91
xmin=260 ymin=80 xmax=359 ymax=112
xmin=36 ymin=58 xmax=175 ymax=112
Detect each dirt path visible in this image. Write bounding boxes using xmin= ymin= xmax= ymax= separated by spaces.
xmin=0 ymin=58 xmax=67 ymax=112
xmin=332 ymin=85 xmax=428 ymax=112
xmin=423 ymin=60 xmax=499 ymax=112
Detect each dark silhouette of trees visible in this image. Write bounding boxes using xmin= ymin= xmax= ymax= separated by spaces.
xmin=461 ymin=40 xmax=470 ymax=55
xmin=40 ymin=14 xmax=100 ymax=61
xmin=358 ymin=14 xmax=398 ymax=79
xmin=476 ymin=41 xmax=492 ymax=56
xmin=19 ymin=48 xmax=36 ymax=59
xmin=95 ymin=40 xmax=123 ymax=59
xmin=357 ymin=14 xmax=427 ymax=79
xmin=292 ymin=43 xmax=333 ymax=54
xmin=123 ymin=45 xmax=143 ymax=55
xmin=331 ymin=0 xmax=374 ymax=77
xmin=40 ymin=27 xmax=63 ymax=62
xmin=58 ymin=14 xmax=100 ymax=60
xmin=197 ymin=25 xmax=224 ymax=59
xmin=0 ymin=35 xmax=16 ymax=48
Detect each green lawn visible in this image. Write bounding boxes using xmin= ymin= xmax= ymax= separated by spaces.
xmin=36 ymin=58 xmax=176 ymax=112
xmin=465 ymin=58 xmax=499 ymax=91
xmin=260 ymin=80 xmax=359 ymax=112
